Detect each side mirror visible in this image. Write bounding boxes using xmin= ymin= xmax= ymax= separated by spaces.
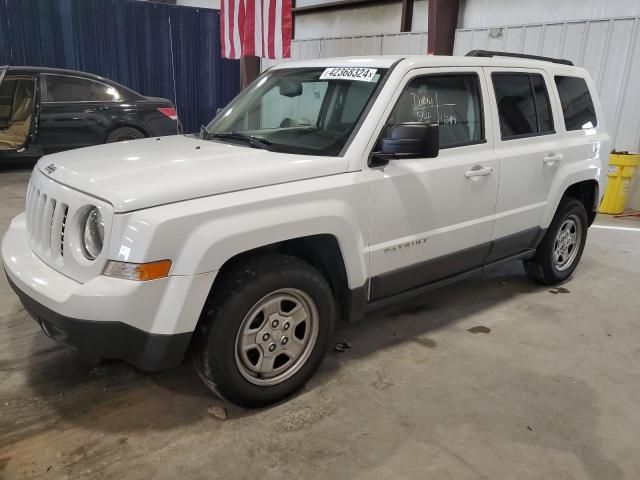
xmin=279 ymin=80 xmax=303 ymax=97
xmin=379 ymin=123 xmax=439 ymax=159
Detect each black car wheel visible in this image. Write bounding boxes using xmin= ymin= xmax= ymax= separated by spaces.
xmin=192 ymin=254 xmax=336 ymax=408
xmin=523 ymin=197 xmax=588 ymax=285
xmin=106 ymin=127 xmax=145 ymax=143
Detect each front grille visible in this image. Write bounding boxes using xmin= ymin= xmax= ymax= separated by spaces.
xmin=24 ymin=168 xmax=113 ymax=284
xmin=25 ymin=182 xmax=68 ymax=259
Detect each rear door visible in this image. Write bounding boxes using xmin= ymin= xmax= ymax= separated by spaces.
xmin=484 ymin=67 xmax=566 ymax=261
xmin=38 ymin=74 xmax=124 ymax=153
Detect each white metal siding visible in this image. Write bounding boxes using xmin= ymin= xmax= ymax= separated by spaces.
xmin=262 ymin=31 xmax=428 ymax=70
xmin=454 ymin=17 xmax=640 ymax=152
xmin=459 ymin=0 xmax=640 ymax=29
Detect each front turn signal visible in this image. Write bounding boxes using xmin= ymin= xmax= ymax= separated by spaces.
xmin=103 ymin=259 xmax=172 ymax=281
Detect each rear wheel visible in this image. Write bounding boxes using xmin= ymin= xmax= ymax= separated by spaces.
xmin=193 ymin=255 xmax=335 ymax=407
xmin=523 ymin=197 xmax=588 ymax=285
xmin=105 ymin=127 xmax=145 ymax=143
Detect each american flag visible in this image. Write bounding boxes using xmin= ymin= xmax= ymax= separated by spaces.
xmin=220 ymin=0 xmax=293 ymax=60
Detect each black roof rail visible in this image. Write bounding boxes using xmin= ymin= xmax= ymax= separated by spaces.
xmin=465 ymin=49 xmax=574 ymax=66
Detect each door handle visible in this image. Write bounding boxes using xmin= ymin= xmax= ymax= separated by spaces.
xmin=464 ymin=166 xmax=493 ymax=178
xmin=543 ymin=153 xmax=563 ymax=164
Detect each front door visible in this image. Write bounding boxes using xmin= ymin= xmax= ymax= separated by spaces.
xmin=367 ymin=67 xmax=499 ymax=300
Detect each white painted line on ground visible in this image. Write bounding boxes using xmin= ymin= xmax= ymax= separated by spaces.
xmin=592 ymin=225 xmax=640 ymax=232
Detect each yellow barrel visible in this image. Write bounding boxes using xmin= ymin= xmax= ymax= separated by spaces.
xmin=599 ymin=152 xmax=640 ymax=214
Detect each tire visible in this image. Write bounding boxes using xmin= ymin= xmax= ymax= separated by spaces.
xmin=105 ymin=127 xmax=145 ymax=143
xmin=192 ymin=254 xmax=336 ymax=408
xmin=523 ymin=197 xmax=588 ymax=285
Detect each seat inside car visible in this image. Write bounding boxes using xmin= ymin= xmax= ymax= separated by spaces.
xmin=0 ymin=80 xmax=35 ymax=150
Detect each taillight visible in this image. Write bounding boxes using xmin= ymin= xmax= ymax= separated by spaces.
xmin=157 ymin=107 xmax=178 ymax=121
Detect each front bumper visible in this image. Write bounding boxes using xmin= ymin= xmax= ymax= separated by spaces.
xmin=2 ymin=213 xmax=215 ymax=371
xmin=6 ymin=273 xmax=191 ymax=370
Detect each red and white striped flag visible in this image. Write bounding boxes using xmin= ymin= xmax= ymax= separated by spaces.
xmin=220 ymin=0 xmax=292 ymax=60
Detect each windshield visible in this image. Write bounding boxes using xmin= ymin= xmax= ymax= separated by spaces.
xmin=205 ymin=67 xmax=387 ymax=156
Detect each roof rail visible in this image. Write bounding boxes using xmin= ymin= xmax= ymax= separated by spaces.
xmin=465 ymin=50 xmax=574 ymax=66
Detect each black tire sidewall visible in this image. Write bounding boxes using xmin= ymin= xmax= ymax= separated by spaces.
xmin=106 ymin=127 xmax=144 ymax=143
xmin=537 ymin=198 xmax=588 ymax=283
xmin=196 ymin=257 xmax=335 ymax=407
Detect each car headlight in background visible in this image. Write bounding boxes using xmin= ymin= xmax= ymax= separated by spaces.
xmin=81 ymin=206 xmax=104 ymax=260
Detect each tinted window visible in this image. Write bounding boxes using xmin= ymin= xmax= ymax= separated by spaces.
xmin=554 ymin=76 xmax=597 ymax=130
xmin=388 ymin=74 xmax=484 ymax=148
xmin=493 ymin=73 xmax=554 ymax=139
xmin=44 ymin=75 xmax=122 ymax=102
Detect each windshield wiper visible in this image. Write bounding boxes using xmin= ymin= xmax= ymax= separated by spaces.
xmin=207 ymin=132 xmax=273 ymax=150
xmin=200 ymin=125 xmax=214 ymax=140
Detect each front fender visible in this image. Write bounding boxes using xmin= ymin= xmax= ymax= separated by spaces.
xmin=107 ymin=174 xmax=369 ymax=290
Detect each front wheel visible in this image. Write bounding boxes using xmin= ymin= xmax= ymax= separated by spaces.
xmin=523 ymin=197 xmax=588 ymax=285
xmin=192 ymin=255 xmax=335 ymax=408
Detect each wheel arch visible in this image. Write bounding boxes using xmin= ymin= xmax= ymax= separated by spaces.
xmin=544 ymin=168 xmax=601 ymax=228
xmin=103 ymin=123 xmax=148 ymax=143
xmin=200 ymin=234 xmax=360 ymax=326
xmin=562 ymin=179 xmax=599 ymax=226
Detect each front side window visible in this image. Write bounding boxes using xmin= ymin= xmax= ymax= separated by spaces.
xmin=43 ymin=75 xmax=122 ymax=102
xmin=206 ymin=67 xmax=387 ymax=156
xmin=386 ymin=73 xmax=484 ymax=149
xmin=492 ymin=72 xmax=554 ymax=139
xmin=554 ymin=76 xmax=597 ymax=130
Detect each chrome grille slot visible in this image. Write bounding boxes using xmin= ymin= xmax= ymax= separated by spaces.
xmin=60 ymin=204 xmax=69 ymax=257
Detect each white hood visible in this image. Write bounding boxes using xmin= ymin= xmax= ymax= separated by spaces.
xmin=36 ymin=135 xmax=348 ymax=212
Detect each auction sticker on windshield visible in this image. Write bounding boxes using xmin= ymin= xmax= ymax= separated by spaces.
xmin=320 ymin=67 xmax=378 ymax=82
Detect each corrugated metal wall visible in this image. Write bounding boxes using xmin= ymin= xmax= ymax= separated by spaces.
xmin=267 ymin=7 xmax=640 ymax=152
xmin=262 ymin=32 xmax=428 ymax=70
xmin=454 ymin=16 xmax=640 ymax=152
xmin=459 ymin=0 xmax=640 ymax=29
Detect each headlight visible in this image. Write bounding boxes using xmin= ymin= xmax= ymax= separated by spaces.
xmin=81 ymin=207 xmax=104 ymax=260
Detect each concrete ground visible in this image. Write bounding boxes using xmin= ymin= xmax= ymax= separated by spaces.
xmin=1 ymin=164 xmax=640 ymax=480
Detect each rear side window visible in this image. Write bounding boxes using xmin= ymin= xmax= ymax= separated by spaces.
xmin=554 ymin=76 xmax=597 ymax=130
xmin=43 ymin=75 xmax=122 ymax=103
xmin=492 ymin=73 xmax=554 ymax=140
xmin=387 ymin=73 xmax=484 ymax=149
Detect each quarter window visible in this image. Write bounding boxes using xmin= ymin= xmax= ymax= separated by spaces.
xmin=554 ymin=76 xmax=597 ymax=130
xmin=492 ymin=73 xmax=554 ymax=139
xmin=387 ymin=74 xmax=484 ymax=149
xmin=43 ymin=75 xmax=122 ymax=102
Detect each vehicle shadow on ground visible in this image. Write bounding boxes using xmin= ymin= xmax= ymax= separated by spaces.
xmin=15 ymin=262 xmax=542 ymax=435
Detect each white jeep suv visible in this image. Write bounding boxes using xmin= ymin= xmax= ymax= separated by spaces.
xmin=2 ymin=51 xmax=609 ymax=407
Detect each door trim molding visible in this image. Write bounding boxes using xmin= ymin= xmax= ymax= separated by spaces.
xmin=368 ymin=227 xmax=545 ymax=302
